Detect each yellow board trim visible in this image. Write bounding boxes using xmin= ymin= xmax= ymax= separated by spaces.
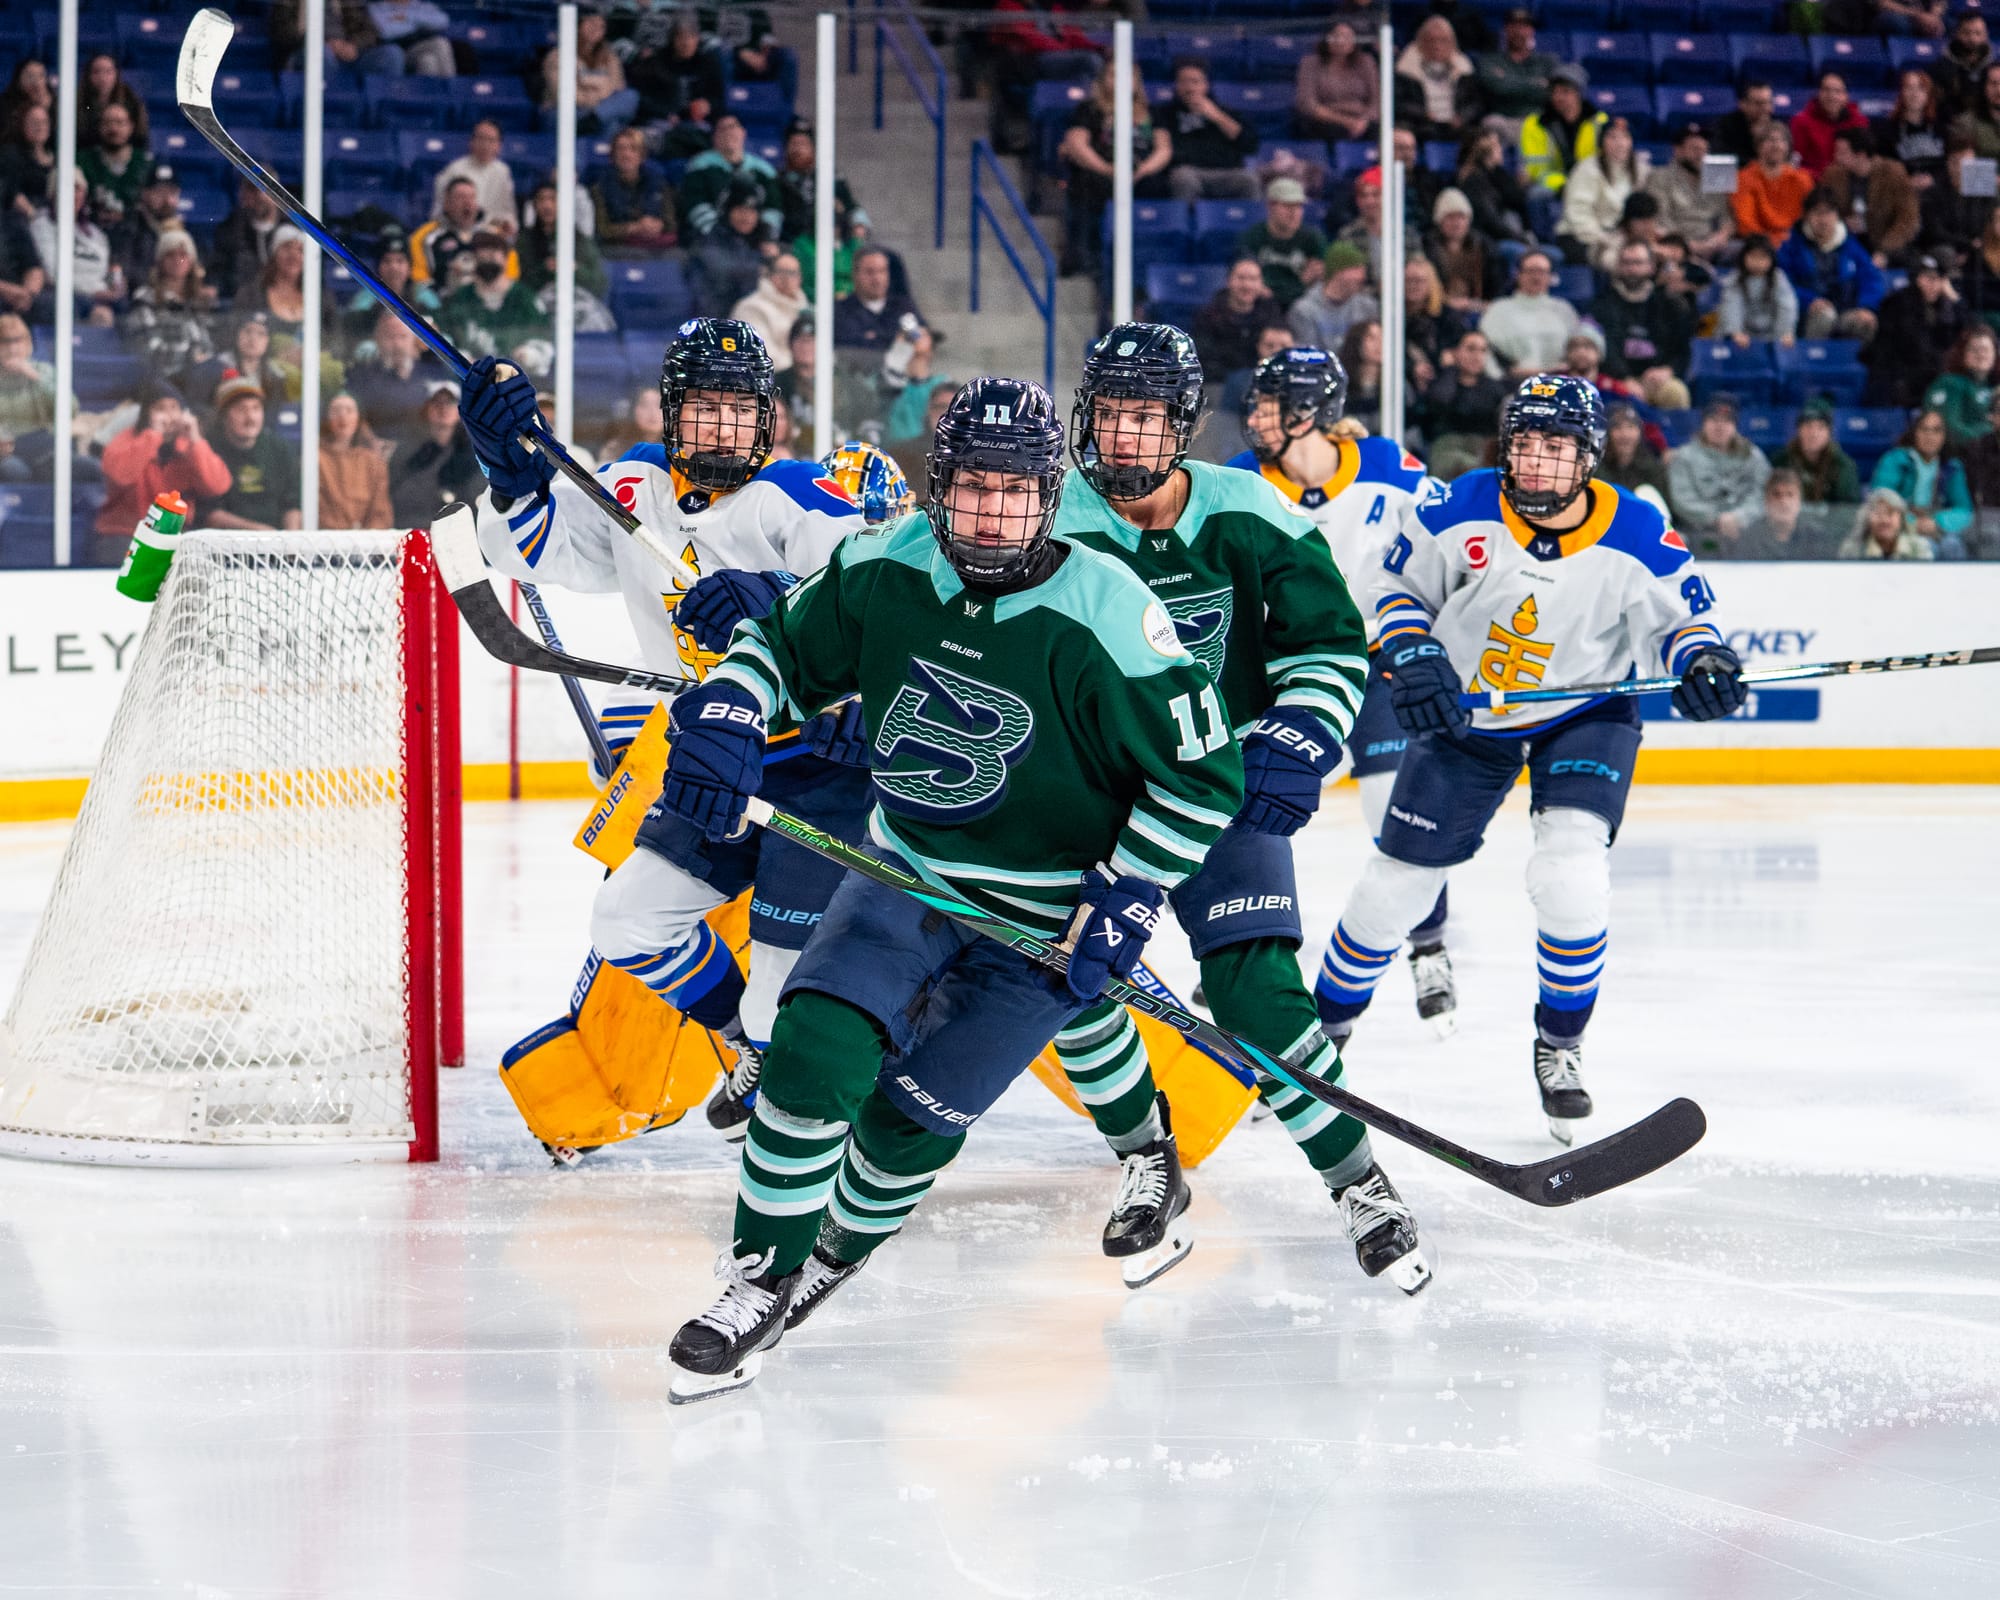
xmin=4 ymin=748 xmax=1996 ymax=824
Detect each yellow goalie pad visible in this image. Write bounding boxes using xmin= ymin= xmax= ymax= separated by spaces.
xmin=1028 ymin=983 xmax=1259 ymax=1169
xmin=574 ymin=702 xmax=675 ymax=872
xmin=498 ymin=895 xmax=753 ymax=1151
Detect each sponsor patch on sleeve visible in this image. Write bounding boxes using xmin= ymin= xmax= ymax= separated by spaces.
xmin=1661 ymin=527 xmax=1688 ymax=551
xmin=1143 ymin=601 xmax=1182 ymax=657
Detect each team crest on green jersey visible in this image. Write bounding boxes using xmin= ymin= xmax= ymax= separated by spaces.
xmin=872 ymin=658 xmax=1036 ymax=821
xmin=1159 ymin=586 xmax=1233 ymax=680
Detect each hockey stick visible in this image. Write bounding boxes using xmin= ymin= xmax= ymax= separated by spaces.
xmin=175 ymin=8 xmax=700 ymax=591
xmin=1457 ymin=645 xmax=2000 ymax=711
xmin=518 ymin=581 xmax=617 ymax=775
xmin=429 ymin=507 xmax=1705 ymax=1208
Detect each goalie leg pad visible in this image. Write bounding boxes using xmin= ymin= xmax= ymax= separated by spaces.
xmin=590 ymin=847 xmax=747 ymax=1027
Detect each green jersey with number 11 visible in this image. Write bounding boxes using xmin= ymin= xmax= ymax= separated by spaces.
xmin=711 ymin=515 xmax=1245 ymax=938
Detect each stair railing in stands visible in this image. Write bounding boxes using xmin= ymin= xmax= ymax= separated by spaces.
xmin=872 ymin=0 xmax=948 ymax=249
xmin=969 ymin=139 xmax=1057 ymax=393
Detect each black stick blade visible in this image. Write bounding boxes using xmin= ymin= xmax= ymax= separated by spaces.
xmin=1508 ymin=1097 xmax=1707 ymax=1206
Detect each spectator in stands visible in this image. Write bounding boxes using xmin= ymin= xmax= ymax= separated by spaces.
xmin=1239 ymin=178 xmax=1327 ymax=310
xmin=188 ymin=312 xmax=289 ymax=411
xmin=317 ymin=393 xmax=392 ymax=530
xmin=1959 ymin=385 xmax=2000 ymax=554
xmin=1921 ymin=136 xmax=1993 ymax=251
xmin=1421 ymin=328 xmax=1508 ymax=478
xmin=690 ymin=182 xmax=776 ymax=318
xmin=682 ymin=114 xmax=782 ymax=239
xmin=548 ymin=7 xmax=640 ymax=133
xmin=1733 ymin=123 xmax=1816 ymax=247
xmin=0 ymin=62 xmax=51 ymax=144
xmin=629 ymin=10 xmax=726 ymax=137
xmin=369 ymin=1 xmax=454 ymax=76
xmin=347 ymin=312 xmax=443 ymax=454
xmin=1426 ymin=186 xmax=1505 ymax=315
xmin=96 ymin=380 xmax=231 ymax=536
xmin=0 ymin=208 xmax=44 ymax=320
xmin=1404 ymin=257 xmax=1466 ymax=391
xmin=1590 ymin=241 xmax=1694 ymax=410
xmin=1953 ymin=63 xmax=2000 ymax=160
xmin=1646 ymin=122 xmax=1735 ymax=265
xmin=1473 ymin=8 xmax=1557 ymax=130
xmin=431 ymin=122 xmax=517 ymax=243
xmin=1840 ymin=487 xmax=1933 ymax=559
xmin=1826 ymin=128 xmax=1921 ymax=264
xmin=1774 ymin=399 xmax=1862 ymax=510
xmin=1923 ymin=324 xmax=1998 ymax=446
xmin=1337 ymin=167 xmax=1421 ymax=288
xmin=1732 ymin=469 xmax=1835 ymax=559
xmin=1878 ymin=69 xmax=1947 ymax=192
xmin=79 ymin=53 xmax=148 ymax=154
xmin=392 ymin=380 xmax=481 ymax=523
xmin=517 ymin=181 xmax=609 ymax=304
xmin=1598 ymin=403 xmax=1672 ymax=513
xmin=1059 ymin=59 xmax=1172 ymax=277
xmin=273 ymin=1 xmax=405 ymax=77
xmin=0 ymin=312 xmax=50 ymax=480
xmin=1479 ymin=249 xmax=1578 ymax=379
xmin=341 ymin=234 xmax=442 ymax=349
xmin=833 ymin=244 xmax=929 ymax=409
xmin=1958 ymin=208 xmax=2000 ymax=331
xmin=1558 ymin=117 xmax=1647 ymax=268
xmin=1293 ymin=21 xmax=1377 ymax=146
xmin=235 ymin=226 xmax=309 ymax=344
xmin=1455 ymin=126 xmax=1531 ymax=242
xmin=1164 ymin=61 xmax=1260 ymax=201
xmin=1714 ymin=79 xmax=1775 ymax=168
xmin=775 ymin=118 xmax=869 ymax=246
xmin=1337 ymin=319 xmax=1384 ymax=435
xmin=79 ymin=104 xmax=152 ymax=234
xmin=1394 ymin=16 xmax=1475 ymax=144
xmin=1933 ymin=13 xmax=1991 ymax=116
xmin=1867 ymin=250 xmax=1960 ymax=402
xmin=1717 ymin=234 xmax=1800 ymax=347
xmin=413 ymin=179 xmax=490 ymax=291
xmin=441 ymin=229 xmax=549 ymax=369
xmin=0 ymin=101 xmax=54 ymax=220
xmin=211 ymin=180 xmax=283 ymax=303
xmin=1191 ymin=258 xmax=1287 ymax=380
xmin=207 ymin=375 xmax=302 ymax=532
xmin=1779 ymin=189 xmax=1886 ymax=341
xmin=1288 ymin=241 xmax=1379 ymax=351
xmin=1792 ymin=74 xmax=1868 ymax=182
xmin=123 ymin=229 xmax=216 ymax=386
xmin=1391 ymin=123 xmax=1444 ymax=223
xmin=777 ymin=312 xmax=816 ymax=451
xmin=1872 ymin=407 xmax=1972 ymax=554
xmin=593 ymin=127 xmax=677 ymax=254
xmin=599 ymin=382 xmax=666 ymax=461
xmin=732 ymin=252 xmax=809 ymax=371
xmin=111 ymin=164 xmax=186 ymax=288
xmin=888 ymin=379 xmax=961 ymax=485
xmin=1520 ymin=66 xmax=1603 ymax=198
xmin=1562 ymin=329 xmax=1663 ymax=417
xmin=1669 ymin=395 xmax=1771 ymax=541
xmin=32 ymin=175 xmax=123 ymax=327
xmin=1591 ymin=191 xmax=1665 ymax=275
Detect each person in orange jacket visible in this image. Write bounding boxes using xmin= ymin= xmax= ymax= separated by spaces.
xmin=1733 ymin=123 xmax=1817 ymax=245
xmin=95 ymin=379 xmax=231 ymax=537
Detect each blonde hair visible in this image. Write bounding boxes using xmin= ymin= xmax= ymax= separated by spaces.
xmin=1404 ymin=256 xmax=1445 ymax=318
xmin=1089 ymin=58 xmax=1150 ymax=126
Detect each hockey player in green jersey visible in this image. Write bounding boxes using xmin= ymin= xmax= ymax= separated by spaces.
xmin=657 ymin=378 xmax=1244 ymax=1401
xmin=1051 ymin=323 xmax=1431 ymax=1294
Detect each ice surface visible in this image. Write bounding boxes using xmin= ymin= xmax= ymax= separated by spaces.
xmin=1 ymin=786 xmax=1996 ymax=1598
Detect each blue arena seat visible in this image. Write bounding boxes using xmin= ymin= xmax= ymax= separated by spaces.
xmin=1778 ymin=339 xmax=1869 ymax=404
xmin=1833 ymin=407 xmax=1907 ymax=459
xmin=1736 ymin=405 xmax=1797 ymax=453
xmin=324 ymin=130 xmax=398 ymax=187
xmin=1218 ymin=82 xmax=1290 ymax=139
xmin=1570 ymin=33 xmax=1652 ymax=89
xmin=364 ymin=75 xmax=455 ymax=131
xmin=208 ymin=70 xmax=281 ymax=126
xmin=1101 ymin=200 xmax=1196 ymax=268
xmin=1649 ymin=34 xmax=1733 ymax=87
xmin=1162 ymin=31 xmax=1248 ymax=80
xmin=1192 ymin=198 xmax=1260 ymax=262
xmin=1246 ymin=35 xmax=1311 ymax=83
xmin=1541 ymin=0 xmax=1606 ymax=27
xmin=1730 ymin=37 xmax=1812 ymax=90
xmin=1655 ymin=408 xmax=1700 ymax=447
xmin=1555 ymin=264 xmax=1596 ymax=307
xmin=724 ymin=82 xmax=791 ymax=134
xmin=1690 ymin=339 xmax=1778 ymax=406
xmin=1590 ymin=83 xmax=1655 ymax=136
xmin=1624 ymin=0 xmax=1693 ymax=28
xmin=173 ymin=186 xmax=233 ymax=229
xmin=1810 ymin=35 xmax=1892 ymax=91
xmin=277 ymin=73 xmax=364 ymax=127
xmin=151 ymin=127 xmax=230 ymax=188
xmin=607 ymin=258 xmax=696 ymax=328
xmin=1887 ymin=37 xmax=1945 ymax=75
xmin=396 ymin=130 xmax=459 ymax=184
xmin=1654 ymin=86 xmax=1736 ymax=130
xmin=1696 ymin=0 xmax=1781 ymax=27
xmin=1144 ymin=262 xmax=1227 ymax=325
xmin=450 ymin=77 xmax=539 ymax=133
xmin=231 ymin=128 xmax=304 ymax=185
xmin=72 ymin=353 xmax=144 ymax=409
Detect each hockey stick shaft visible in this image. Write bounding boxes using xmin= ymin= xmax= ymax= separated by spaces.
xmin=175 ymin=9 xmax=699 ymax=590
xmin=1456 ymin=645 xmax=2000 ymax=710
xmin=518 ymin=580 xmax=616 ymax=774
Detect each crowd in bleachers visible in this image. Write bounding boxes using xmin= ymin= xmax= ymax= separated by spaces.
xmin=0 ymin=0 xmax=959 ymax=566
xmin=997 ymin=0 xmax=2000 ymax=558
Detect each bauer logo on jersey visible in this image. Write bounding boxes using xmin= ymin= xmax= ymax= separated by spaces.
xmin=872 ymin=658 xmax=1036 ymax=822
xmin=1142 ymin=601 xmax=1182 ymax=658
xmin=1159 ymin=586 xmax=1232 ymax=680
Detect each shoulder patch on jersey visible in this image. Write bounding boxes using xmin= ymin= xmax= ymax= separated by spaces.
xmin=1142 ymin=600 xmax=1182 ymax=657
xmin=1352 ymin=434 xmax=1431 ymax=493
xmin=753 ymin=456 xmax=865 ymax=518
xmin=1590 ymin=483 xmax=1691 ymax=577
xmin=1414 ymin=468 xmax=1503 ymax=534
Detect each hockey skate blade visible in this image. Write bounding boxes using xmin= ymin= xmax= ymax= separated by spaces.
xmin=1547 ymin=1115 xmax=1581 ymax=1148
xmin=1383 ymin=1247 xmax=1433 ymax=1296
xmin=669 ymin=1352 xmax=762 ymax=1405
xmin=1426 ymin=1011 xmax=1460 ymax=1040
xmin=1120 ymin=1216 xmax=1194 ymax=1289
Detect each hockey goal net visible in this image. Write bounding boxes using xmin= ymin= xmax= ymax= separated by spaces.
xmin=0 ymin=529 xmax=460 ymax=1165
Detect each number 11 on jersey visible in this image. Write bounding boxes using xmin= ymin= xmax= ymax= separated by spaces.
xmin=1169 ymin=684 xmax=1228 ymax=761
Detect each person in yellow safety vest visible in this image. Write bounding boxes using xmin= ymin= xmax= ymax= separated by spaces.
xmin=1520 ymin=64 xmax=1607 ymax=194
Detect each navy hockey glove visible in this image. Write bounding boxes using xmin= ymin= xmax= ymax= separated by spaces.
xmin=661 ymin=682 xmax=767 ymax=840
xmin=674 ymin=568 xmax=799 ymax=654
xmin=802 ymin=697 xmax=872 ymax=767
xmin=1672 ymin=645 xmax=1747 ymax=722
xmin=1238 ymin=705 xmax=1342 ymax=836
xmin=1385 ymin=638 xmax=1470 ymax=737
xmin=459 ymin=355 xmax=555 ymax=502
xmin=1064 ymin=871 xmax=1165 ymax=1004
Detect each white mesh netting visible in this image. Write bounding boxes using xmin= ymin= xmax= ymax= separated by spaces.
xmin=0 ymin=532 xmax=424 ymax=1158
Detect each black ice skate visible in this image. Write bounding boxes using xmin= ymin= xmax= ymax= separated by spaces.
xmin=784 ymin=1246 xmax=866 ymax=1330
xmin=1331 ymin=1164 xmax=1432 ymax=1295
xmin=704 ymin=1025 xmax=763 ymax=1140
xmin=1408 ymin=942 xmax=1458 ymax=1038
xmin=541 ymin=1139 xmax=601 ymax=1168
xmin=1534 ymin=1039 xmax=1593 ymax=1146
xmin=1102 ymin=1093 xmax=1194 ymax=1288
xmin=667 ymin=1249 xmax=799 ymax=1404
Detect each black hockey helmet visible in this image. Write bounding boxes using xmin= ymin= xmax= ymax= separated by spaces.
xmin=926 ymin=377 xmax=1067 ymax=587
xmin=1497 ymin=373 xmax=1607 ymax=521
xmin=1072 ymin=321 xmax=1204 ymax=500
xmin=1241 ymin=345 xmax=1348 ymax=462
xmin=659 ymin=317 xmax=779 ymax=492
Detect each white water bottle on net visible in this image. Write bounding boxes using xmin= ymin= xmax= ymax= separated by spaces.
xmin=0 ymin=530 xmax=460 ymax=1165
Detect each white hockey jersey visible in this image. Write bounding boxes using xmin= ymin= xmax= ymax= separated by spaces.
xmin=1373 ymin=469 xmax=1726 ymax=733
xmin=1226 ymin=434 xmax=1438 ymax=645
xmin=473 ymin=446 xmax=868 ymax=680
